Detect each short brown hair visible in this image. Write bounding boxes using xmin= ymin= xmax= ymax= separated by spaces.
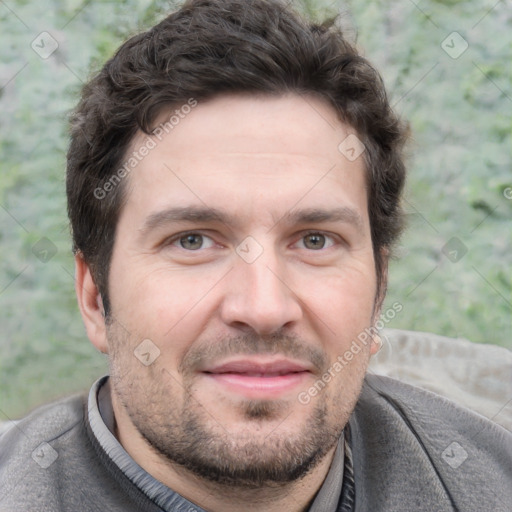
xmin=67 ymin=0 xmax=407 ymax=315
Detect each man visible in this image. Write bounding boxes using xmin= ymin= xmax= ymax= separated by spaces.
xmin=0 ymin=0 xmax=510 ymax=510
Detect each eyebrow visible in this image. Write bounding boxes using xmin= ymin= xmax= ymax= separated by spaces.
xmin=139 ymin=205 xmax=363 ymax=238
xmin=140 ymin=206 xmax=229 ymax=236
xmin=282 ymin=207 xmax=363 ymax=229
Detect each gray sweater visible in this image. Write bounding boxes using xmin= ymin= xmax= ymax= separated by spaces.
xmin=0 ymin=374 xmax=510 ymax=511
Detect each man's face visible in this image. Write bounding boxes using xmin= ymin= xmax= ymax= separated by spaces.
xmin=104 ymin=94 xmax=379 ymax=486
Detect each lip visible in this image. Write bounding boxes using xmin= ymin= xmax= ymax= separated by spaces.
xmin=201 ymin=357 xmax=313 ymax=399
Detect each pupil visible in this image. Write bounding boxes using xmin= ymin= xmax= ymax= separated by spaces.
xmin=181 ymin=234 xmax=202 ymax=250
xmin=305 ymin=234 xmax=325 ymax=249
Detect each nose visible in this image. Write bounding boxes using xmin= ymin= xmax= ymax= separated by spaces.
xmin=220 ymin=247 xmax=303 ymax=335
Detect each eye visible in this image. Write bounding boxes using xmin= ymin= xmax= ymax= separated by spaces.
xmin=297 ymin=233 xmax=335 ymax=250
xmin=173 ymin=233 xmax=215 ymax=250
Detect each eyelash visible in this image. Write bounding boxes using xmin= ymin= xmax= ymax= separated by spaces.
xmin=299 ymin=231 xmax=337 ymax=246
xmin=167 ymin=232 xmax=216 ymax=250
xmin=165 ymin=230 xmax=340 ymax=251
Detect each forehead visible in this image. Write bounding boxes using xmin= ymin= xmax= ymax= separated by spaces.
xmin=121 ymin=93 xmax=368 ymax=228
xmin=145 ymin=93 xmax=356 ymax=165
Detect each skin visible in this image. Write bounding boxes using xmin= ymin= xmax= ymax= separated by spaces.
xmin=76 ymin=93 xmax=384 ymax=512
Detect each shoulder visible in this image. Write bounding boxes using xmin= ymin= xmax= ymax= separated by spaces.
xmin=0 ymin=394 xmax=87 ymax=510
xmin=360 ymin=373 xmax=512 ymax=445
xmin=0 ymin=393 xmax=86 ymax=459
xmin=0 ymin=384 xmax=163 ymax=512
xmin=349 ymin=374 xmax=512 ymax=511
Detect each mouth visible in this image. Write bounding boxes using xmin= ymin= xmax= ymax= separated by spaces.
xmin=201 ymin=358 xmax=313 ymax=399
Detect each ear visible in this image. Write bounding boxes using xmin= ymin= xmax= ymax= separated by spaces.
xmin=74 ymin=253 xmax=109 ymax=354
xmin=373 ymin=246 xmax=390 ymax=318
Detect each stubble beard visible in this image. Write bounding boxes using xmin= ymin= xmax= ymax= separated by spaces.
xmin=109 ymin=329 xmax=366 ymax=489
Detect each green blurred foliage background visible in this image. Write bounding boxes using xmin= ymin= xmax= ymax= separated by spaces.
xmin=1 ymin=0 xmax=511 ymax=420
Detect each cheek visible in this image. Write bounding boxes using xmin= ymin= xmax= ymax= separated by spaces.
xmin=109 ymin=263 xmax=222 ymax=350
xmin=298 ymin=263 xmax=376 ymax=322
xmin=296 ymin=263 xmax=377 ymax=362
